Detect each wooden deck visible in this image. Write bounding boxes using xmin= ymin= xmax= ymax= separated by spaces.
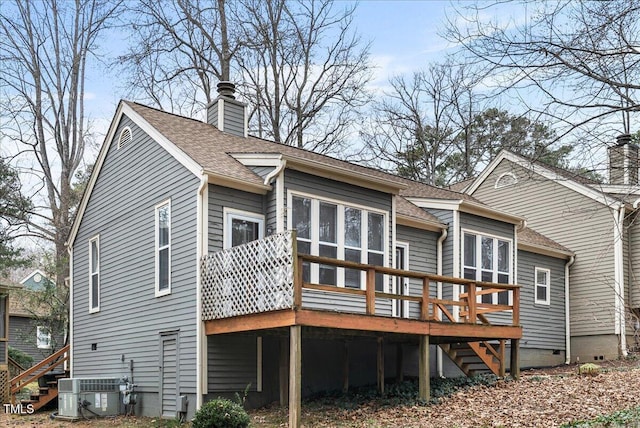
xmin=200 ymin=232 xmax=523 ymax=428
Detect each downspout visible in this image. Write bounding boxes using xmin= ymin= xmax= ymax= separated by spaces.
xmin=614 ymin=204 xmax=627 ymax=357
xmin=265 ymin=159 xmax=287 ymax=234
xmin=564 ymin=255 xmax=575 ymax=364
xmin=264 ymin=157 xmax=286 ymax=186
xmin=196 ymin=175 xmax=208 ymax=410
xmin=67 ymin=244 xmax=74 ymax=377
xmin=631 ymin=199 xmax=640 ymax=310
xmin=436 ymin=227 xmax=448 ymax=377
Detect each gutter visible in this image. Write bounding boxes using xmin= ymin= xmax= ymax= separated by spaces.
xmin=564 ymin=256 xmax=575 ymax=364
xmin=436 ymin=227 xmax=448 ymax=377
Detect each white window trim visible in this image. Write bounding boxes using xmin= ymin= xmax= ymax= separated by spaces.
xmin=117 ymin=126 xmax=132 ymax=149
xmin=287 ymin=190 xmax=389 ymax=291
xmin=223 ymin=208 xmax=265 ymax=249
xmin=36 ymin=326 xmax=52 ymax=349
xmin=534 ymin=267 xmax=551 ymax=305
xmin=89 ymin=235 xmax=100 ymax=313
xmin=494 ymin=172 xmax=518 ymax=189
xmin=461 ymin=228 xmax=513 ymax=306
xmin=395 ymin=242 xmax=410 ymax=318
xmin=155 ymin=200 xmax=171 ymax=297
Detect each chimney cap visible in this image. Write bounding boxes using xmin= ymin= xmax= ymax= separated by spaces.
xmin=615 ymin=133 xmax=631 ymax=146
xmin=217 ymin=81 xmax=236 ymax=100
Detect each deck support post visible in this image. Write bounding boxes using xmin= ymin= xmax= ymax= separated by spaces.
xmin=289 ymin=325 xmax=302 ymax=428
xmin=395 ymin=343 xmax=404 ymax=383
xmin=419 ymin=335 xmax=430 ymax=401
xmin=499 ymin=340 xmax=506 ymax=378
xmin=510 ymin=338 xmax=520 ymax=380
xmin=279 ymin=336 xmax=289 ymax=406
xmin=377 ymin=337 xmax=384 ymax=394
xmin=342 ymin=340 xmax=349 ymax=393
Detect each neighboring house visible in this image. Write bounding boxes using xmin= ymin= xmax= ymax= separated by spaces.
xmin=67 ymin=82 xmax=571 ymax=423
xmin=465 ymin=142 xmax=640 ymax=362
xmin=7 ymin=272 xmax=65 ymax=365
xmin=1 ymin=281 xmax=10 ymax=403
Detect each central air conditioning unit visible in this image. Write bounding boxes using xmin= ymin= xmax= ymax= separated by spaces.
xmin=58 ymin=378 xmax=122 ymax=419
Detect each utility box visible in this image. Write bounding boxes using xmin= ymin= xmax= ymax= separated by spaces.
xmin=58 ymin=378 xmax=122 ymax=419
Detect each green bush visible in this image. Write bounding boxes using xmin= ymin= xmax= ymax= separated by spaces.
xmin=192 ymin=398 xmax=250 ymax=428
xmin=8 ymin=346 xmax=33 ymax=368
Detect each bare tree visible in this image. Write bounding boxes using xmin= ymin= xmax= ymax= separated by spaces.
xmin=121 ymin=0 xmax=371 ymax=155
xmin=237 ymin=0 xmax=372 ymax=154
xmin=444 ymin=0 xmax=640 ymax=143
xmin=0 ymin=0 xmax=121 ymax=344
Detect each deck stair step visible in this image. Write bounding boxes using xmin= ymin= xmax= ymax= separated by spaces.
xmin=440 ymin=341 xmax=503 ymax=377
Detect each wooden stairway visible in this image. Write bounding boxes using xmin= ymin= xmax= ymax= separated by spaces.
xmin=10 ymin=345 xmax=70 ymax=412
xmin=440 ymin=340 xmax=506 ymax=377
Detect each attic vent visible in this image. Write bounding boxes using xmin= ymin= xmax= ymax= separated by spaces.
xmin=495 ymin=172 xmax=517 ymax=189
xmin=118 ymin=127 xmax=132 ymax=149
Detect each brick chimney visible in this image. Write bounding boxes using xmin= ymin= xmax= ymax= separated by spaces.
xmin=206 ymin=82 xmax=247 ymax=138
xmin=608 ymin=134 xmax=639 ymax=185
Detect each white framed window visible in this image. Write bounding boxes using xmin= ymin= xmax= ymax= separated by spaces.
xmin=223 ymin=208 xmax=265 ymax=249
xmin=117 ymin=126 xmax=132 ymax=149
xmin=462 ymin=230 xmax=512 ymax=305
xmin=535 ymin=267 xmax=551 ymax=305
xmin=36 ymin=326 xmax=51 ymax=349
xmin=155 ymin=200 xmax=171 ymax=297
xmin=89 ymin=235 xmax=100 ymax=313
xmin=288 ymin=191 xmax=388 ymax=291
xmin=495 ymin=172 xmax=518 ymax=188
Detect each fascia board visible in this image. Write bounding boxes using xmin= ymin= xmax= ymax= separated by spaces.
xmin=230 ymin=153 xmax=283 ymax=167
xmin=518 ymin=242 xmax=574 ymax=259
xmin=406 ymin=197 xmax=523 ymax=224
xmin=405 ymin=198 xmax=462 ymax=211
xmin=204 ymin=170 xmax=271 ymax=194
xmin=396 ymin=215 xmax=446 ymax=232
xmin=283 ymin=155 xmax=407 ymax=195
xmin=66 ymin=102 xmax=204 ymax=247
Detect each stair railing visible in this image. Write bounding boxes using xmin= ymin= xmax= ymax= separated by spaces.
xmin=10 ymin=344 xmax=70 ymax=399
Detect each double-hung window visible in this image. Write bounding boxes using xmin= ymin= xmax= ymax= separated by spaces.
xmin=155 ymin=200 xmax=171 ymax=296
xmin=89 ymin=235 xmax=100 ymax=312
xmin=290 ymin=193 xmax=387 ymax=291
xmin=462 ymin=231 xmax=512 ymax=305
xmin=535 ymin=267 xmax=551 ymax=305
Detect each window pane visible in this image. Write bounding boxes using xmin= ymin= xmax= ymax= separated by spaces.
xmin=498 ymin=291 xmax=509 ymax=305
xmin=91 ymin=240 xmax=99 ymax=273
xmin=159 ymin=248 xmax=169 ymax=290
xmin=297 ymin=241 xmax=311 ymax=282
xmin=481 ymin=271 xmax=493 ymax=283
xmin=536 ymin=270 xmax=548 ymax=285
xmin=91 ymin=274 xmax=99 ymax=307
xmin=536 ymin=286 xmax=547 ymax=302
xmin=292 ymin=197 xmax=311 ymax=239
xmin=231 ymin=218 xmax=260 ymax=246
xmin=319 ymin=202 xmax=337 ymax=243
xmin=464 ymin=234 xmax=476 ymax=267
xmin=319 ymin=245 xmax=337 ymax=285
xmin=498 ymin=273 xmax=509 ymax=284
xmin=368 ymin=213 xmax=384 ymax=251
xmin=344 ymin=207 xmax=361 ymax=247
xmin=482 ymin=293 xmax=492 ymax=304
xmin=463 ymin=267 xmax=476 ymax=280
xmin=158 ymin=205 xmax=169 ymax=247
xmin=481 ymin=237 xmax=493 ymax=269
xmin=297 ymin=241 xmax=311 ymax=255
xmin=345 ymin=248 xmax=361 ymax=288
xmin=498 ymin=240 xmax=509 ymax=272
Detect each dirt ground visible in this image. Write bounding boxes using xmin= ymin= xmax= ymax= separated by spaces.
xmin=2 ymin=358 xmax=639 ymax=427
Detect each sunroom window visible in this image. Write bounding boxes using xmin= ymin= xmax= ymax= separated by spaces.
xmin=290 ymin=194 xmax=387 ymax=291
xmin=462 ymin=231 xmax=512 ymax=305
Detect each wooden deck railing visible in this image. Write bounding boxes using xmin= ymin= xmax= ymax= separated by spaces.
xmin=201 ymin=231 xmax=520 ymax=327
xmin=10 ymin=344 xmax=70 ymax=396
xmin=297 ymin=254 xmax=520 ymax=327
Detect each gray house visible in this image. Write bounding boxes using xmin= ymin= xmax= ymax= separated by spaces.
xmin=67 ymin=83 xmax=571 ymax=424
xmin=465 ymin=145 xmax=640 ymax=362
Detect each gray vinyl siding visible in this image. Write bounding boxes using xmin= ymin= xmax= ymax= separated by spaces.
xmin=71 ymin=115 xmax=200 ymax=417
xmin=206 ymin=99 xmax=245 ymax=137
xmin=207 ymin=185 xmax=265 ymax=253
xmin=471 ymin=159 xmax=617 ymax=336
xmin=8 ymin=316 xmax=64 ymax=364
xmin=249 ymin=166 xmax=274 ymax=180
xmin=207 ymin=333 xmax=258 ymax=392
xmin=425 ymin=209 xmax=454 ymax=277
xmin=630 ymin=211 xmax=640 ymax=310
xmin=517 ymin=251 xmax=566 ymax=350
xmin=285 ymin=169 xmax=393 ymax=315
xmin=396 ymin=225 xmax=439 ymax=318
xmin=265 ymin=188 xmax=278 ymax=235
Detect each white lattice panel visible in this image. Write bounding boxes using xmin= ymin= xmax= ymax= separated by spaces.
xmin=202 ymin=231 xmax=294 ymax=320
